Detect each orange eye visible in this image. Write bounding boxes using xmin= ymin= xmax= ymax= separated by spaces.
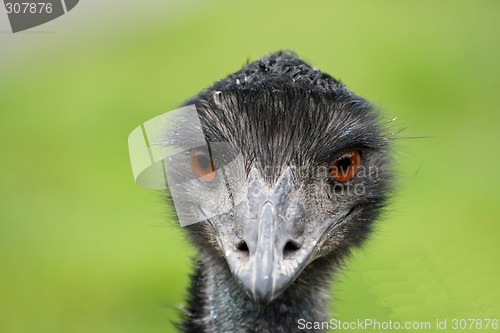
xmin=190 ymin=148 xmax=216 ymax=183
xmin=330 ymin=149 xmax=361 ymax=183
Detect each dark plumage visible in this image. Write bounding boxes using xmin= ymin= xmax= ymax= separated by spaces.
xmin=169 ymin=51 xmax=392 ymax=332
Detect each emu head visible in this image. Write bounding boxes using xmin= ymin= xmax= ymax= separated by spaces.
xmin=164 ymin=52 xmax=391 ymax=304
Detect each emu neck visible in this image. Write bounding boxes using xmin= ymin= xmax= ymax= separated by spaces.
xmin=181 ymin=253 xmax=335 ymax=333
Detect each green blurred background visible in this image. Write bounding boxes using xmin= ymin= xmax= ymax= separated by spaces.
xmin=1 ymin=1 xmax=499 ymax=332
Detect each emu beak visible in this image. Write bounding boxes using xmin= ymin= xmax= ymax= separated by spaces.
xmin=249 ymin=200 xmax=279 ymax=302
xmin=225 ymin=167 xmax=314 ymax=304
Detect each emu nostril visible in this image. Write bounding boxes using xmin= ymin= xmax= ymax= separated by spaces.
xmin=283 ymin=240 xmax=301 ymax=258
xmin=236 ymin=241 xmax=249 ymax=253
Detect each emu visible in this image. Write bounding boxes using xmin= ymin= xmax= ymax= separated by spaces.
xmin=167 ymin=51 xmax=392 ymax=332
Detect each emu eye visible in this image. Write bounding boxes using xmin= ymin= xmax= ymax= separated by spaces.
xmin=190 ymin=148 xmax=216 ymax=183
xmin=330 ymin=149 xmax=361 ymax=183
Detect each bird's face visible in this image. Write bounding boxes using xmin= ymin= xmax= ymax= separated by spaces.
xmin=166 ymin=87 xmax=391 ymax=304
